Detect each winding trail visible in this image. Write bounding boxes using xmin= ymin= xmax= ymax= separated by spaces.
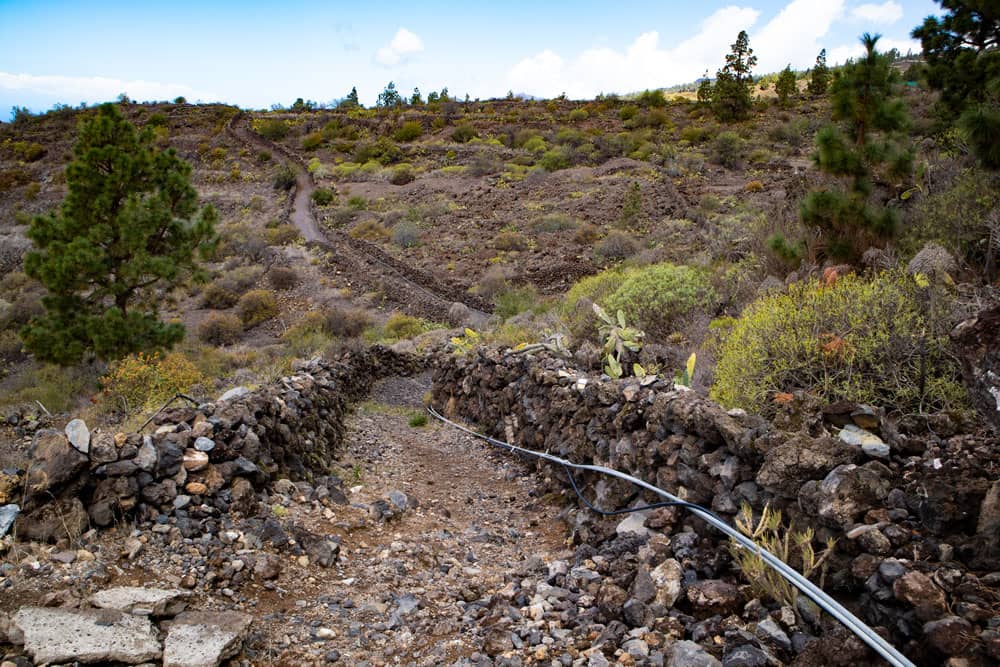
xmin=226 ymin=113 xmax=492 ymax=322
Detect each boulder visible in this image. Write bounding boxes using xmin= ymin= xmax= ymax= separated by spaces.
xmin=812 ymin=464 xmax=891 ymax=529
xmin=951 ymin=303 xmax=1000 ymax=429
xmin=12 ymin=607 xmax=161 ymax=664
xmin=25 ymin=429 xmax=88 ymax=500
xmin=893 ymin=571 xmax=947 ymax=621
xmin=756 ymin=435 xmax=858 ymax=498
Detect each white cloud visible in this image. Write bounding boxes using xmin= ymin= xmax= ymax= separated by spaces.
xmin=827 ymin=35 xmax=921 ymax=65
xmin=851 ymin=2 xmax=904 ymax=24
xmin=506 ymin=5 xmax=761 ymax=98
xmin=0 ymin=71 xmax=217 ymax=104
xmin=374 ymin=28 xmax=424 ymax=67
xmin=753 ymin=0 xmax=845 ymax=72
xmin=505 ymin=1 xmax=852 ymax=99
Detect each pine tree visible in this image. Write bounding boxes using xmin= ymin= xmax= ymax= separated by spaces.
xmin=410 ymin=87 xmax=423 ymax=105
xmin=799 ymin=34 xmax=913 ymax=260
xmin=712 ymin=30 xmax=757 ymax=122
xmin=21 ymin=103 xmax=217 ymax=365
xmin=696 ymin=72 xmax=713 ymax=105
xmin=808 ymin=49 xmax=830 ymax=95
xmin=913 ymin=0 xmax=1000 ymax=168
xmin=344 ymin=86 xmax=360 ymax=108
xmin=775 ymin=65 xmax=797 ymax=107
xmin=377 ymin=81 xmax=402 ymax=108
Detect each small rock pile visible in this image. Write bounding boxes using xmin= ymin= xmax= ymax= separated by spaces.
xmin=433 ymin=347 xmax=1000 ymax=665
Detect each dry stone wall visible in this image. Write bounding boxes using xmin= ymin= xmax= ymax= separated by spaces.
xmin=7 ymin=346 xmax=421 ymax=541
xmin=432 ymin=347 xmax=1000 ymax=665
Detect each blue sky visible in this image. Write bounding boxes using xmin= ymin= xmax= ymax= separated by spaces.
xmin=1 ymin=0 xmax=940 ymax=114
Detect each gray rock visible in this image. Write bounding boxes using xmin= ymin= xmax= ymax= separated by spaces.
xmin=978 ymin=480 xmax=1000 ymax=534
xmin=162 ymin=610 xmax=251 ymax=667
xmin=893 ymin=571 xmax=946 ymax=621
xmin=90 ymin=587 xmax=190 ymax=617
xmin=218 ymin=386 xmax=250 ymax=403
xmin=813 ymin=464 xmax=891 ymax=529
xmin=254 ymin=553 xmax=281 ymax=580
xmin=135 ymin=438 xmax=158 ymax=472
xmin=65 ymin=419 xmax=90 ymax=454
xmin=756 ymin=435 xmax=857 ymax=498
xmin=687 ymin=579 xmax=740 ymax=613
xmin=25 ymin=429 xmax=88 ymax=497
xmin=12 ymin=607 xmax=161 ymax=664
xmin=756 ymin=617 xmax=791 ymax=650
xmin=616 ymin=512 xmax=649 ymax=537
xmin=838 ymin=424 xmax=889 ymax=458
xmin=193 ymin=437 xmax=215 ymax=453
xmin=388 ymin=489 xmax=413 ymax=511
xmin=447 ymin=302 xmax=471 ymax=326
xmin=722 ymin=644 xmax=769 ymax=667
xmin=630 ymin=566 xmax=656 ymax=604
xmin=0 ymin=504 xmax=18 ymax=537
xmin=90 ymin=432 xmax=119 ymax=464
xmin=668 ymin=640 xmax=721 ymax=667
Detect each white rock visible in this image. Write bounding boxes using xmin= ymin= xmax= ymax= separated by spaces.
xmin=650 ymin=558 xmax=684 ymax=608
xmin=218 ymin=387 xmax=250 ymax=403
xmin=65 ymin=419 xmax=90 ymax=454
xmin=13 ymin=607 xmax=161 ymax=664
xmin=615 ymin=512 xmax=649 ymax=537
xmin=162 ymin=611 xmax=251 ymax=667
xmin=90 ymin=587 xmax=189 ymax=616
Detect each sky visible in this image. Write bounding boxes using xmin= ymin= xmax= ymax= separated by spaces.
xmin=0 ymin=0 xmax=941 ymax=115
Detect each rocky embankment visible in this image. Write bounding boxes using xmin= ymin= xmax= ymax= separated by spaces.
xmin=433 ymin=347 xmax=1000 ymax=666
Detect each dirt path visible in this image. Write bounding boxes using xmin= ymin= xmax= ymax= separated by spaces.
xmin=226 ymin=114 xmax=492 ymax=321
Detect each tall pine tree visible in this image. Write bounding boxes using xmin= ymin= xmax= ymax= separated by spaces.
xmin=712 ymin=30 xmax=757 ymax=122
xmin=22 ymin=103 xmax=217 ymax=365
xmin=775 ymin=65 xmax=797 ymax=107
xmin=799 ymin=34 xmax=913 ymax=261
xmin=808 ymin=49 xmax=830 ymax=95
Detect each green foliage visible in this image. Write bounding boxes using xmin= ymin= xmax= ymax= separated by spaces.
xmin=808 ymin=49 xmax=830 ymax=96
xmin=256 ymin=118 xmax=289 ymax=141
xmin=21 ymin=103 xmax=217 ymax=365
xmin=301 ymin=131 xmax=324 ymax=151
xmin=801 ymin=34 xmax=913 ymax=261
xmin=697 ymin=78 xmax=713 ymax=105
xmin=197 ymin=311 xmax=242 ymax=345
xmin=311 ymin=187 xmax=336 ymax=206
xmin=711 ymin=131 xmax=745 ymax=168
xmin=775 ymin=65 xmax=797 ymax=106
xmin=493 ymin=231 xmax=528 ymax=251
xmin=593 ymin=303 xmax=644 ymax=378
xmin=618 ymin=182 xmax=643 ymax=230
xmin=392 ymin=221 xmax=421 ymax=247
xmin=381 ymin=313 xmax=439 ymax=341
xmin=451 ymin=124 xmax=478 ymax=143
xmin=711 ymin=272 xmax=967 ymax=415
xmin=408 ymin=412 xmax=428 ymax=427
xmin=712 ymin=30 xmax=757 ymax=122
xmin=539 ymin=146 xmax=572 ymax=171
xmin=675 ymin=352 xmax=697 ymax=387
xmin=11 ymin=141 xmax=45 ymax=162
xmin=595 ymin=231 xmax=639 ymax=260
xmin=635 ymin=89 xmax=668 ymax=107
xmin=101 ymin=351 xmax=205 ymax=416
xmin=237 ymin=289 xmax=278 ymax=327
xmin=394 ymin=121 xmax=423 ymax=142
xmin=603 ymin=263 xmax=716 ymax=339
xmin=272 ymin=164 xmax=296 ymax=191
xmin=495 ymin=285 xmax=542 ymax=320
xmin=353 ymin=137 xmax=402 ymax=165
xmin=389 ymin=165 xmax=415 ymax=185
xmin=377 ymin=81 xmax=403 ymax=108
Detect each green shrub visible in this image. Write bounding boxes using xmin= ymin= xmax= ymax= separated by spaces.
xmin=311 ymin=187 xmax=336 ymax=206
xmin=495 ymin=285 xmax=542 ymax=320
xmin=353 ymin=137 xmax=402 ymax=165
xmin=257 ymin=150 xmax=272 ymax=163
xmin=711 ymin=131 xmax=745 ymax=168
xmin=408 ymin=412 xmax=428 ymax=427
xmin=349 ymin=219 xmax=389 ymax=241
xmin=347 ymin=195 xmax=367 ymax=210
xmin=0 ymin=363 xmax=97 ymax=414
xmin=493 ymin=231 xmax=528 ymax=251
xmin=539 ymin=147 xmax=572 ymax=171
xmin=256 ymin=118 xmax=289 ymax=141
xmin=266 ymin=224 xmax=301 ymax=245
xmin=382 ymin=313 xmax=436 ymax=340
xmin=390 ymin=165 xmax=415 ymax=185
xmin=392 ymin=222 xmax=421 ymax=247
xmin=603 ymin=263 xmax=715 ymax=338
xmin=711 ymin=272 xmax=966 ymax=415
xmin=568 ymin=108 xmax=589 ymax=122
xmin=321 ymin=306 xmax=372 ymax=338
xmin=237 ymin=289 xmax=278 ymax=327
xmin=595 ymin=231 xmax=639 ymax=260
xmin=532 ymin=213 xmax=578 ymax=233
xmin=201 ymin=283 xmax=239 ymax=309
xmin=11 ymin=141 xmax=45 ymax=162
xmin=272 ymin=164 xmax=296 ymax=191
xmin=218 ymin=266 xmax=262 ymax=295
xmin=268 ymin=267 xmax=298 ymax=290
xmin=394 ymin=121 xmax=423 ymax=142
xmin=452 ymin=124 xmax=478 ymax=143
xmin=197 ymin=312 xmax=243 ymax=345
xmin=301 ymin=131 xmax=324 ymax=151
xmin=522 ymin=136 xmax=548 ymax=153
